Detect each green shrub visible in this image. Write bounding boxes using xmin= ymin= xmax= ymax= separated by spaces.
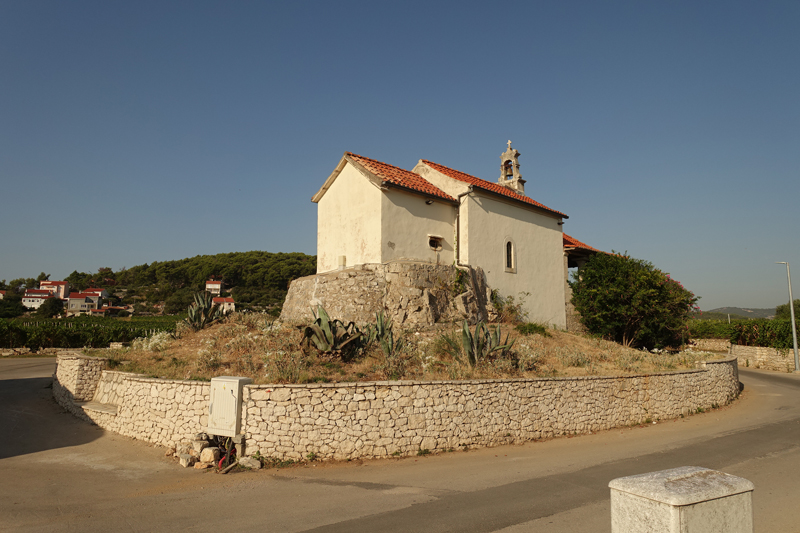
xmin=515 ymin=322 xmax=551 ymax=337
xmin=302 ymin=307 xmax=363 ymax=360
xmin=442 ymin=321 xmax=515 ymax=368
xmin=570 ymin=252 xmax=697 ymax=349
xmin=730 ymin=319 xmax=797 ymax=350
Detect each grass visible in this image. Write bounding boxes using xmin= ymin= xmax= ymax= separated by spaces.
xmin=82 ymin=312 xmax=722 ymax=384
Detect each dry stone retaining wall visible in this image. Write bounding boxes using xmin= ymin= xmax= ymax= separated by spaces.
xmin=54 ymin=355 xmax=740 ymax=460
xmin=730 ymin=344 xmax=796 ymax=372
xmin=241 ymin=358 xmax=739 ymax=460
xmin=53 ymin=356 xmax=210 ymax=448
xmin=52 ymin=353 xmax=107 ymax=402
xmin=280 ymin=261 xmax=490 ymax=327
xmin=690 ymin=338 xmax=731 ymax=352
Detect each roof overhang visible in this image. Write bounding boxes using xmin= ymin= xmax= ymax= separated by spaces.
xmin=312 ymin=153 xmax=457 ymax=205
xmin=469 ymin=185 xmax=568 ymax=220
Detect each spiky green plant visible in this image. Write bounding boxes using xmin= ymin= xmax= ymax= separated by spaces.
xmin=445 ymin=320 xmax=515 ymax=367
xmin=303 ymin=306 xmax=363 ymax=360
xmin=184 ymin=291 xmax=224 ymax=331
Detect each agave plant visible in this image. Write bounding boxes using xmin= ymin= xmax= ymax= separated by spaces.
xmin=185 ymin=291 xmax=224 ymax=331
xmin=453 ymin=320 xmax=515 ymax=367
xmin=363 ymin=311 xmax=393 ymax=348
xmin=303 ymin=306 xmax=363 ymax=360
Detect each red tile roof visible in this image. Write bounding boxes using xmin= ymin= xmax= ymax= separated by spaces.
xmin=69 ymin=292 xmax=98 ymax=299
xmin=563 ymin=233 xmax=600 ymax=252
xmin=421 ymin=160 xmax=567 ymax=218
xmin=206 ymin=281 xmax=222 ymax=285
xmin=40 ymin=281 xmax=67 ymax=285
xmin=25 ymin=289 xmax=52 ymax=296
xmin=346 ymin=152 xmax=456 ymax=203
xmin=213 ymin=297 xmax=234 ymax=303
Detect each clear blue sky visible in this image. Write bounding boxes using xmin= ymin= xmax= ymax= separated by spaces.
xmin=1 ymin=1 xmax=797 ymax=311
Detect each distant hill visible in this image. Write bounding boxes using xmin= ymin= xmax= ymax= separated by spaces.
xmin=701 ymin=307 xmax=775 ymax=320
xmin=60 ymin=251 xmax=317 ymax=314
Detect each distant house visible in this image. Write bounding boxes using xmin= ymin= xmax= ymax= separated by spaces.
xmin=0 ymin=290 xmax=5 ymax=300
xmin=66 ymin=292 xmax=100 ymax=316
xmin=83 ymin=287 xmax=110 ymax=299
xmin=39 ymin=280 xmax=70 ymax=299
xmin=206 ymin=280 xmax=222 ymax=295
xmin=213 ymin=297 xmax=235 ymax=314
xmin=22 ymin=289 xmax=54 ymax=310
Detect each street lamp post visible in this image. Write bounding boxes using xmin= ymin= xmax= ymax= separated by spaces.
xmin=776 ymin=262 xmax=800 ymax=372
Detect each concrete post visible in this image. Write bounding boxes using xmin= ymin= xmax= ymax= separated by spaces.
xmin=609 ymin=466 xmax=754 ymax=532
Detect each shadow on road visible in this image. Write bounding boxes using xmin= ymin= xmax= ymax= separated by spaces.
xmin=0 ymin=373 xmax=103 ymax=460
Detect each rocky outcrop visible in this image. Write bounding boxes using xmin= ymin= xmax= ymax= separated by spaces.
xmin=279 ymin=261 xmax=492 ymax=327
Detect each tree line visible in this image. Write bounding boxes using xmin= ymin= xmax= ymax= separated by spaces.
xmin=0 ymin=251 xmax=317 ymax=317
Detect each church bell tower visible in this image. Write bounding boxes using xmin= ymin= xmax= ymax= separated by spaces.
xmin=498 ymin=140 xmax=526 ymax=195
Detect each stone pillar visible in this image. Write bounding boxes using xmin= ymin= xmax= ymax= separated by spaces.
xmin=609 ymin=466 xmax=753 ymax=532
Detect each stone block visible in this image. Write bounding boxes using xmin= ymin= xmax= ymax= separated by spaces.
xmin=178 ymin=454 xmax=195 ymax=468
xmin=609 ymin=466 xmax=754 ymax=533
xmin=199 ymin=447 xmax=220 ymax=464
xmin=239 ymin=457 xmax=262 ymax=469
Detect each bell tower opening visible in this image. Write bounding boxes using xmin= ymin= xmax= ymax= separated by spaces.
xmin=498 ymin=140 xmax=526 ymax=195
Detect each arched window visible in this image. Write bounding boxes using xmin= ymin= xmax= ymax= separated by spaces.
xmin=505 ymin=240 xmax=516 ymax=273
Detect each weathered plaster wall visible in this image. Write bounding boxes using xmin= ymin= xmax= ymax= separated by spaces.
xmin=380 ymin=187 xmax=455 ymax=266
xmin=730 ymin=345 xmax=797 ymax=372
xmin=463 ymin=193 xmax=566 ymax=328
xmin=316 ymin=163 xmax=382 ymax=273
xmin=54 ymin=355 xmax=740 ymax=462
xmin=413 ymin=161 xmax=471 ymax=199
xmin=280 ymin=261 xmax=489 ymax=327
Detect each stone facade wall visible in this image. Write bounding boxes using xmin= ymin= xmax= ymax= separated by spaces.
xmin=280 ymin=261 xmax=490 ymax=327
xmin=54 ymin=355 xmax=740 ymax=461
xmin=240 ymin=358 xmax=740 ymax=461
xmin=53 ymin=354 xmax=108 ymax=402
xmin=730 ymin=345 xmax=796 ymax=372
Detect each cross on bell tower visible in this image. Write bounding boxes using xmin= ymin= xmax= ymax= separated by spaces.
xmin=498 ymin=140 xmax=526 ymax=195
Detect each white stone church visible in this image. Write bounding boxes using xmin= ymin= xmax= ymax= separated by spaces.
xmin=308 ymin=142 xmax=598 ymax=328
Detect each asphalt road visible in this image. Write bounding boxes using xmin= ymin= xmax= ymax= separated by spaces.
xmin=1 ymin=359 xmax=799 ymax=532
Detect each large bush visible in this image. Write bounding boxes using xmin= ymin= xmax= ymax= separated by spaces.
xmin=570 ymin=252 xmax=698 ymax=349
xmin=776 ymin=299 xmax=800 ymax=320
xmin=689 ymin=319 xmax=737 ymax=339
xmin=730 ymin=319 xmax=797 ymax=350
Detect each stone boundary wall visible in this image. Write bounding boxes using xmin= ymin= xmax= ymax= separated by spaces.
xmin=53 ymin=356 xmax=210 ymax=447
xmin=239 ymin=358 xmax=740 ymax=460
xmin=52 ymin=354 xmax=108 ymax=402
xmin=730 ymin=345 xmax=796 ymax=372
xmin=689 ymin=338 xmax=731 ymax=352
xmin=280 ymin=261 xmax=490 ymax=327
xmin=54 ymin=355 xmax=740 ymax=460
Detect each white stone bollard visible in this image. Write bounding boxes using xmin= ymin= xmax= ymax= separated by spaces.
xmin=609 ymin=466 xmax=754 ymax=533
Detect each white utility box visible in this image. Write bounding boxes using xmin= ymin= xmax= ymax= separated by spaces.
xmin=609 ymin=466 xmax=754 ymax=533
xmin=207 ymin=376 xmax=252 ymax=437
